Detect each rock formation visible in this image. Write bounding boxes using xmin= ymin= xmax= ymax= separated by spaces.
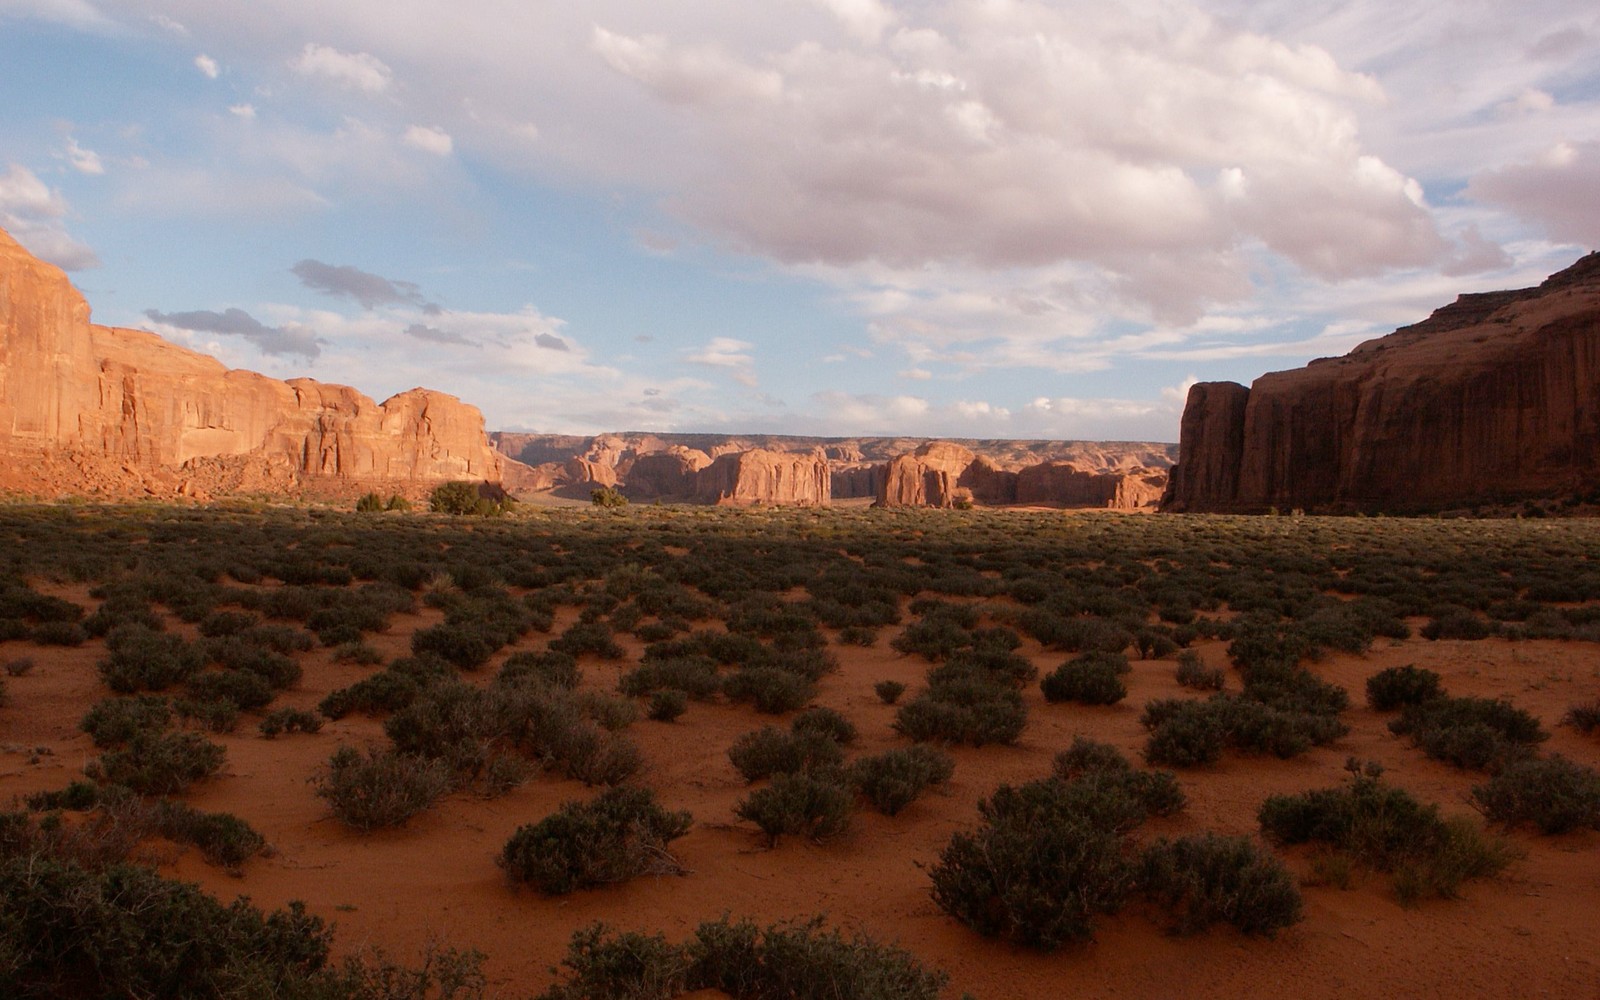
xmin=0 ymin=226 xmax=503 ymax=498
xmin=695 ymin=448 xmax=830 ymax=506
xmin=1163 ymin=253 xmax=1600 ymax=513
xmin=626 ymin=448 xmax=712 ymax=499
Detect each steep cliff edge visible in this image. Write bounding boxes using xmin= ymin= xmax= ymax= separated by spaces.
xmin=0 ymin=226 xmax=502 ymax=498
xmin=1163 ymin=253 xmax=1600 ymax=512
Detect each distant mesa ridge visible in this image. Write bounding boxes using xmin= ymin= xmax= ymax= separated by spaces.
xmin=0 ymin=222 xmax=1172 ymax=505
xmin=1162 ymin=251 xmax=1600 ymax=513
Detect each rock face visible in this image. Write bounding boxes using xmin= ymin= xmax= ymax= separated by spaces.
xmin=695 ymin=448 xmax=830 ymax=506
xmin=1163 ymin=253 xmax=1600 ymax=512
xmin=626 ymin=448 xmax=712 ymax=499
xmin=0 ymin=226 xmax=502 ymax=498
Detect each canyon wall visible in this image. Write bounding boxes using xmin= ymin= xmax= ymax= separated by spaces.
xmin=1163 ymin=253 xmax=1600 ymax=513
xmin=0 ymin=226 xmax=502 ymax=498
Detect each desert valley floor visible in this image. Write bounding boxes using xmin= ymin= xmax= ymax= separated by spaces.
xmin=1 ymin=503 xmax=1597 ymax=999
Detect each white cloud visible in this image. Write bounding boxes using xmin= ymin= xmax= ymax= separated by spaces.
xmin=814 ymin=0 xmax=895 ymax=44
xmin=685 ymin=336 xmax=757 ymax=386
xmin=194 ymin=53 xmax=219 ymax=79
xmin=1468 ymin=140 xmax=1600 ymax=246
xmin=402 ymin=124 xmax=453 ymax=156
xmin=290 ymin=42 xmax=392 ymax=94
xmin=0 ymin=0 xmax=115 ymax=31
xmin=64 ymin=136 xmax=103 ymax=175
xmin=229 ymin=103 xmax=257 ymax=119
xmin=0 ymin=163 xmax=99 ymax=269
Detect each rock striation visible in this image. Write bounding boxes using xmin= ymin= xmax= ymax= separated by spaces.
xmin=0 ymin=226 xmax=503 ymax=498
xmin=1163 ymin=253 xmax=1600 ymax=513
xmin=695 ymin=448 xmax=830 ymax=506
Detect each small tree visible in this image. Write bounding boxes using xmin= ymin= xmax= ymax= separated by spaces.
xmin=591 ymin=487 xmax=628 ymax=509
xmin=429 ymin=481 xmax=481 ymax=515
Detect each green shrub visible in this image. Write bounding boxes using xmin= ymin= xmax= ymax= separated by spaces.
xmin=499 ymin=786 xmax=691 ymax=894
xmin=735 ymin=771 xmax=854 ymax=846
xmin=97 ymin=626 xmax=204 ymax=693
xmin=620 ymin=656 xmax=721 ymax=700
xmin=176 ymin=697 xmax=242 ymax=733
xmin=186 ymin=668 xmax=274 ymax=711
xmin=838 ymin=625 xmax=878 ymax=646
xmin=259 ymin=707 xmax=323 ymax=738
xmin=150 ymin=800 xmax=265 ymax=870
xmin=848 ymin=746 xmax=954 ymax=816
xmin=1390 ymin=696 xmax=1548 ymax=770
xmin=1422 ymin=607 xmax=1494 ymax=641
xmin=1141 ymin=700 xmax=1226 ymax=767
xmin=429 ymin=481 xmax=482 ymax=515
xmin=722 ymin=666 xmax=815 ymax=714
xmin=1259 ymin=761 xmax=1514 ymax=901
xmin=198 ymin=610 xmax=260 ymax=638
xmin=550 ymin=621 xmax=626 ymax=660
xmin=1366 ymin=665 xmax=1443 ymax=710
xmin=1561 ymin=699 xmax=1600 ymax=735
xmin=313 ymin=745 xmax=452 ymax=831
xmin=648 ymin=688 xmax=688 ymax=722
xmin=87 ymin=731 xmax=225 ymax=795
xmin=1471 ymin=755 xmax=1600 ymax=833
xmin=499 ymin=650 xmax=580 ymax=690
xmin=1040 ymin=654 xmax=1127 ymax=705
xmin=1137 ymin=833 xmax=1302 ymax=936
xmin=1175 ymin=650 xmax=1224 ymax=691
xmin=590 ymin=486 xmax=629 ymax=509
xmin=30 ymin=620 xmax=87 ymax=646
xmin=80 ymin=695 xmax=172 ymax=748
xmin=356 ymin=491 xmax=385 ymax=513
xmin=727 ymin=727 xmax=844 ymax=783
xmin=791 ymin=706 xmax=858 ymax=745
xmin=536 ymin=923 xmax=685 ymax=1000
xmin=873 ymin=680 xmax=906 ymax=705
xmin=384 ymin=493 xmax=412 ymax=512
xmin=893 ymin=668 xmax=1027 ymax=747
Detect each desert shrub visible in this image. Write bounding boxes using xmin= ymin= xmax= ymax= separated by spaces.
xmin=558 ymin=727 xmax=645 ymax=787
xmin=723 ymin=667 xmax=815 ymax=714
xmin=176 ymin=697 xmax=242 ymax=733
xmin=927 ymin=777 xmax=1138 ymax=949
xmin=1390 ymin=696 xmax=1547 ymax=770
xmin=206 ymin=636 xmax=303 ymax=689
xmin=591 ymin=486 xmax=629 ymax=509
xmin=894 ymin=673 xmax=1027 ymax=747
xmin=848 ymin=746 xmax=954 ymax=816
xmin=1142 ymin=692 xmax=1345 ymax=767
xmin=550 ymin=621 xmax=626 ymax=660
xmin=890 ymin=618 xmax=974 ymax=661
xmin=150 ymin=800 xmax=265 ymax=870
xmin=429 ymin=481 xmax=482 ymax=515
xmin=873 ymin=680 xmax=906 ymax=705
xmin=29 ymin=620 xmax=87 ymax=646
xmin=791 ymin=706 xmax=858 ymax=745
xmin=499 ymin=786 xmax=691 ymax=894
xmin=186 ymin=668 xmax=274 ymax=711
xmin=313 ymin=745 xmax=452 ymax=831
xmin=620 ymin=655 xmax=721 ymax=700
xmin=1141 ymin=700 xmax=1226 ymax=767
xmin=87 ymin=731 xmax=225 ymax=795
xmin=1175 ymin=650 xmax=1224 ymax=691
xmin=727 ymin=727 xmax=844 ymax=783
xmin=1561 ymin=699 xmax=1600 ymax=735
xmin=1470 ymin=755 xmax=1600 ymax=834
xmin=1136 ymin=833 xmax=1302 ymax=936
xmin=499 ymin=649 xmax=580 ymax=690
xmin=932 ymin=646 xmax=1037 ymax=686
xmin=79 ymin=695 xmax=172 ymax=747
xmin=356 ymin=491 xmax=385 ymax=513
xmin=384 ymin=494 xmax=412 ymax=512
xmin=1422 ymin=606 xmax=1494 ymax=641
xmin=319 ymin=655 xmax=453 ymax=719
xmin=332 ymin=641 xmax=384 ymax=666
xmin=837 ymin=625 xmax=878 ymax=646
xmin=684 ymin=915 xmax=949 ymax=1000
xmin=410 ymin=622 xmax=501 ymax=670
xmin=198 ymin=610 xmax=259 ymax=638
xmin=1366 ymin=665 xmax=1443 ymax=711
xmin=1259 ymin=761 xmax=1514 ymax=902
xmin=259 ymin=707 xmax=323 ymax=738
xmin=648 ymin=689 xmax=688 ymax=722
xmin=735 ymin=772 xmax=854 ymax=845
xmin=1040 ymin=654 xmax=1127 ymax=705
xmin=536 ymin=924 xmax=685 ymax=1000
xmin=97 ymin=626 xmax=205 ymax=693
xmin=4 ymin=655 xmax=34 ymax=677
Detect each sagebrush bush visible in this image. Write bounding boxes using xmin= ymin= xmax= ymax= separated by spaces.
xmin=791 ymin=706 xmax=858 ymax=745
xmin=87 ymin=730 xmax=226 ymax=795
xmin=1390 ymin=696 xmax=1547 ymax=770
xmin=313 ymin=745 xmax=452 ymax=831
xmin=1040 ymin=654 xmax=1127 ymax=705
xmin=1137 ymin=833 xmax=1303 ymax=936
xmin=1470 ymin=754 xmax=1600 ymax=833
xmin=98 ymin=626 xmax=205 ymax=693
xmin=873 ymin=680 xmax=906 ymax=705
xmin=499 ymin=786 xmax=691 ymax=894
xmin=722 ymin=666 xmax=815 ymax=714
xmin=4 ymin=655 xmax=34 ymax=677
xmin=648 ymin=688 xmax=688 ymax=722
xmin=727 ymin=727 xmax=845 ymax=783
xmin=499 ymin=650 xmax=581 ymax=690
xmin=1366 ymin=665 xmax=1443 ymax=711
xmin=80 ymin=695 xmax=172 ymax=748
xmin=619 ymin=655 xmax=720 ymax=700
xmin=1175 ymin=650 xmax=1224 ymax=691
xmin=735 ymin=772 xmax=854 ymax=846
xmin=893 ymin=669 xmax=1027 ymax=747
xmin=258 ymin=707 xmax=323 ymax=738
xmin=151 ymin=800 xmax=266 ymax=870
xmin=848 ymin=746 xmax=954 ymax=816
xmin=1561 ymin=699 xmax=1600 ymax=735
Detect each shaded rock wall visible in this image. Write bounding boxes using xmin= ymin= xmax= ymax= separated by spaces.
xmin=695 ymin=448 xmax=830 ymax=506
xmin=1164 ymin=253 xmax=1600 ymax=512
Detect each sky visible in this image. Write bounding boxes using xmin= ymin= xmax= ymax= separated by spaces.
xmin=1 ymin=1 xmax=1596 ymax=442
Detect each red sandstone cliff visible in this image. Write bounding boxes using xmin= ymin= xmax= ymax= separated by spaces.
xmin=695 ymin=448 xmax=830 ymax=506
xmin=0 ymin=227 xmax=502 ymax=498
xmin=1163 ymin=253 xmax=1600 ymax=512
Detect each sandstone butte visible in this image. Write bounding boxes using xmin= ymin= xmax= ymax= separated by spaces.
xmin=0 ymin=226 xmax=502 ymax=500
xmin=1162 ymin=251 xmax=1600 ymax=513
xmin=493 ymin=431 xmax=1177 ymax=510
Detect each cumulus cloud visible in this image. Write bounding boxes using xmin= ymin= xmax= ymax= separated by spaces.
xmin=63 ymin=136 xmax=103 ymax=175
xmin=0 ymin=163 xmax=99 ymax=270
xmin=229 ymin=103 xmax=257 ymax=119
xmin=290 ymin=42 xmax=392 ymax=93
xmin=291 ymin=259 xmax=434 ymax=311
xmin=1468 ymin=141 xmax=1600 ymax=246
xmin=685 ymin=336 xmax=757 ymax=385
xmin=144 ymin=307 xmax=322 ymax=358
xmin=194 ymin=53 xmax=219 ymax=79
xmin=0 ymin=0 xmax=115 ymax=31
xmin=402 ymin=124 xmax=453 ymax=156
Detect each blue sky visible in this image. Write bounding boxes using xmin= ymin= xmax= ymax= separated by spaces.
xmin=1 ymin=1 xmax=1596 ymax=441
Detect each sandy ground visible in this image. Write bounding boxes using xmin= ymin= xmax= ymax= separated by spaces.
xmin=2 ymin=595 xmax=1597 ymax=1000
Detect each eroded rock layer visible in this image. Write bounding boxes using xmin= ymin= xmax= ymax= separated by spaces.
xmin=0 ymin=227 xmax=502 ymax=499
xmin=1163 ymin=253 xmax=1600 ymax=513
